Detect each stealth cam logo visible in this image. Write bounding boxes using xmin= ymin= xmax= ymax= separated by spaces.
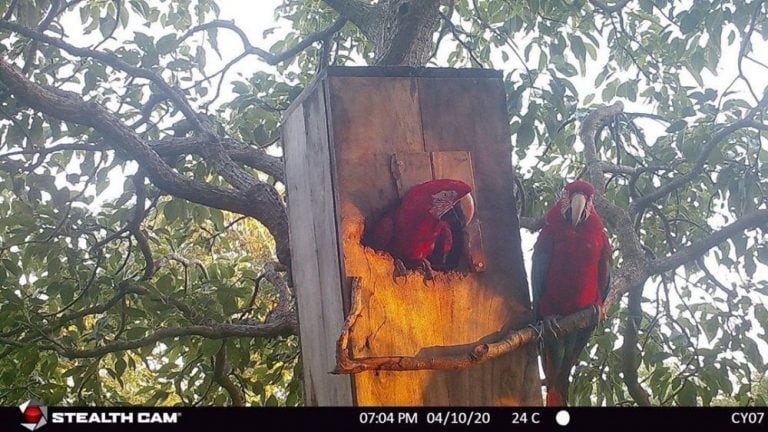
xmin=19 ymin=399 xmax=48 ymax=431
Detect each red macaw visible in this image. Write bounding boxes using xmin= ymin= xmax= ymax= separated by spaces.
xmin=368 ymin=179 xmax=475 ymax=278
xmin=532 ymin=180 xmax=611 ymax=406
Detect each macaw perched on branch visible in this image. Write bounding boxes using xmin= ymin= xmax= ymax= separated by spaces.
xmin=368 ymin=179 xmax=475 ymax=279
xmin=532 ymin=180 xmax=611 ymax=406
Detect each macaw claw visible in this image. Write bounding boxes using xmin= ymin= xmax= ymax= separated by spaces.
xmin=542 ymin=315 xmax=562 ymax=339
xmin=393 ymin=259 xmax=408 ymax=281
xmin=528 ymin=323 xmax=544 ymax=341
xmin=420 ymin=258 xmax=435 ymax=281
xmin=593 ymin=304 xmax=607 ymax=322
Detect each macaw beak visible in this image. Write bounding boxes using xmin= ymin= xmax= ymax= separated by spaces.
xmin=570 ymin=193 xmax=587 ymax=226
xmin=458 ymin=193 xmax=475 ymax=226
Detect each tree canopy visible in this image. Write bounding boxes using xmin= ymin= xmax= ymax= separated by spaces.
xmin=0 ymin=0 xmax=766 ymax=406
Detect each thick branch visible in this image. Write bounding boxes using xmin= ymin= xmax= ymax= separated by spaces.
xmin=151 ymin=137 xmax=285 ymax=183
xmin=576 ymin=102 xmax=649 ymax=312
xmin=0 ymin=19 xmax=213 ymax=135
xmin=519 ymin=216 xmax=544 ymax=231
xmin=651 ymin=209 xmax=768 ymax=274
xmin=324 ymin=0 xmax=442 ymax=66
xmin=580 ymin=101 xmax=624 ymax=193
xmin=599 ymin=161 xmax=641 ymax=175
xmin=0 ymin=59 xmax=291 ymax=265
xmin=155 ymin=253 xmax=209 ymax=279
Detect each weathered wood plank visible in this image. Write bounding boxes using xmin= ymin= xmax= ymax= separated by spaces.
xmin=390 ymin=153 xmax=433 ymax=197
xmin=283 ymin=90 xmax=353 ymax=406
xmin=327 ymin=73 xmax=539 ymax=406
xmin=285 ymin=69 xmax=540 ymax=407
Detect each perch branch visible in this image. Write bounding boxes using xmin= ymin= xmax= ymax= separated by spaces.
xmin=333 ymin=277 xmax=601 ymax=374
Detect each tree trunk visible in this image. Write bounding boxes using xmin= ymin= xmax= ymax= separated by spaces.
xmin=324 ymin=0 xmax=442 ymax=66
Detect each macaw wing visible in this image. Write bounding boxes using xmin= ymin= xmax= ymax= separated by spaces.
xmin=598 ymin=230 xmax=612 ymax=302
xmin=531 ymin=225 xmax=554 ymax=317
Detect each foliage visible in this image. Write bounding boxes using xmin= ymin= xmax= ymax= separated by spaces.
xmin=0 ymin=0 xmax=766 ymax=406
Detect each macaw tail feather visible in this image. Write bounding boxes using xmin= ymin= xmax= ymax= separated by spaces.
xmin=541 ymin=326 xmax=594 ymax=407
xmin=546 ymin=387 xmax=567 ymax=407
xmin=543 ymin=359 xmax=571 ymax=407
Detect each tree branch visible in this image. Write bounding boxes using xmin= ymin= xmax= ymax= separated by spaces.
xmin=580 ymin=101 xmax=625 ymax=193
xmin=651 ymin=209 xmax=768 ymax=275
xmin=632 ymin=98 xmax=768 ymax=213
xmin=621 ymin=283 xmax=652 ymax=406
xmin=155 ymin=253 xmax=209 ymax=280
xmin=0 ymin=19 xmax=214 ymax=135
xmin=322 ymin=0 xmax=379 ymax=36
xmin=213 ymin=343 xmax=245 ymax=407
xmin=519 ymin=216 xmax=544 ymax=231
xmin=1 ymin=280 xmax=148 ymax=340
xmin=0 ymin=59 xmax=291 ymax=265
xmin=51 ymin=320 xmax=297 ymax=359
xmin=150 ymin=137 xmax=285 ymax=182
xmin=181 ymin=18 xmax=347 ymax=66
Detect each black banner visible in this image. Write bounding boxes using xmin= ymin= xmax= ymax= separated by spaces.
xmin=1 ymin=406 xmax=766 ymax=431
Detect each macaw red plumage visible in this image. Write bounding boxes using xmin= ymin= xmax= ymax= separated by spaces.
xmin=532 ymin=180 xmax=611 ymax=406
xmin=368 ymin=179 xmax=475 ymax=278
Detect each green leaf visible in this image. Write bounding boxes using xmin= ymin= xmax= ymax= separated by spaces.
xmin=516 ymin=121 xmax=535 ymax=148
xmin=133 ymin=32 xmax=154 ymax=52
xmin=156 ymin=34 xmax=178 ymax=55
xmin=666 ymin=120 xmax=687 ymax=133
xmin=568 ymin=34 xmax=586 ymax=63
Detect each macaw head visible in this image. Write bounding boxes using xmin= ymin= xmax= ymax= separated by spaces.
xmin=559 ymin=180 xmax=596 ymax=226
xmin=404 ymin=179 xmax=475 ymax=225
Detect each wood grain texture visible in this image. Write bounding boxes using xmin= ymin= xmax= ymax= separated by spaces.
xmin=283 ymin=86 xmax=353 ymax=406
xmin=325 ymin=73 xmax=541 ymax=406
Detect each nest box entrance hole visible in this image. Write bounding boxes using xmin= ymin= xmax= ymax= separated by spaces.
xmin=362 ymin=151 xmax=486 ymax=275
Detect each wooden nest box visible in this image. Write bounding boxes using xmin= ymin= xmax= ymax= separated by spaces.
xmin=282 ymin=67 xmax=540 ymax=406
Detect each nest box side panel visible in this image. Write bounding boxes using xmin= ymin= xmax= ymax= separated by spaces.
xmin=327 ymin=72 xmax=540 ymax=406
xmin=283 ymin=84 xmax=353 ymax=406
xmin=419 ymin=76 xmax=541 ymax=405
